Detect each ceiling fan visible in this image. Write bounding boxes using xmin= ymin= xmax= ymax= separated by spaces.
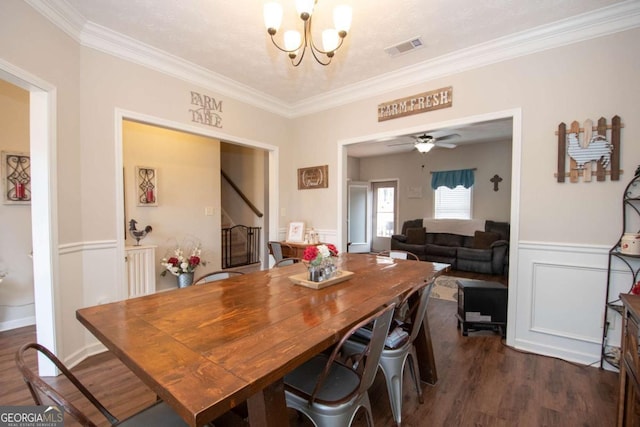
xmin=388 ymin=133 xmax=460 ymax=153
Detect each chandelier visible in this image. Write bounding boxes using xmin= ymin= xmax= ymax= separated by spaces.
xmin=263 ymin=1 xmax=352 ymax=66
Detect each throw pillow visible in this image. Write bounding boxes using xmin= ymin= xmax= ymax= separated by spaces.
xmin=406 ymin=227 xmax=426 ymax=245
xmin=473 ymin=230 xmax=501 ymax=249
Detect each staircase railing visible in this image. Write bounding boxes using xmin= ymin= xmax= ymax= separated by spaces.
xmin=222 ymin=225 xmax=261 ymax=268
xmin=221 ymin=170 xmax=263 ymax=218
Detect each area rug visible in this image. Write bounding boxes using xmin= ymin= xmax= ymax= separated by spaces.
xmin=431 ymin=275 xmax=464 ymax=302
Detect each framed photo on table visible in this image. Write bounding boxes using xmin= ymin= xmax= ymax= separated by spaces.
xmin=287 ymin=222 xmax=305 ymax=243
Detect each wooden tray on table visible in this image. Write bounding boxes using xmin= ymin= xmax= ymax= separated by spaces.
xmin=289 ymin=270 xmax=354 ymax=290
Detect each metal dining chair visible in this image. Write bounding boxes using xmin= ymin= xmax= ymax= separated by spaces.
xmin=193 ymin=270 xmax=244 ymax=285
xmin=378 ymin=249 xmax=420 ymax=261
xmin=343 ymin=282 xmax=434 ymax=427
xmin=267 ymin=241 xmax=293 ymax=263
xmin=15 ymin=342 xmax=188 ymax=427
xmin=274 ymin=257 xmax=302 ymax=267
xmin=283 ymin=303 xmax=396 ymax=427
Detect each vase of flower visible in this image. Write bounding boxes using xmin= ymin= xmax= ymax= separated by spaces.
xmin=160 ymin=239 xmax=206 ymax=288
xmin=177 ymin=272 xmax=194 ymax=288
xmin=302 ymin=244 xmax=339 ymax=283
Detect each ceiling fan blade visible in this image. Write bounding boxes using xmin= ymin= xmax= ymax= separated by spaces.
xmin=386 ymin=141 xmax=415 ymax=147
xmin=434 ymin=142 xmax=457 ymax=149
xmin=437 ymin=133 xmax=460 ymax=141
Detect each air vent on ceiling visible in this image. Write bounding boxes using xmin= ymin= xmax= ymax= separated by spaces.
xmin=384 ymin=37 xmax=424 ymax=57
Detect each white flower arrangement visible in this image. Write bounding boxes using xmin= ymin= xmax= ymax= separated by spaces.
xmin=160 ymin=241 xmax=206 ymax=277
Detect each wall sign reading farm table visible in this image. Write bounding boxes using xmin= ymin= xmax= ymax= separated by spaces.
xmin=378 ymin=86 xmax=453 ymax=122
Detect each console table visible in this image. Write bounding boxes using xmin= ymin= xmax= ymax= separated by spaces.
xmin=281 ymin=241 xmax=324 ymax=259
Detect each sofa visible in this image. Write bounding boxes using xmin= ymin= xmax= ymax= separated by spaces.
xmin=390 ymin=218 xmax=510 ymax=275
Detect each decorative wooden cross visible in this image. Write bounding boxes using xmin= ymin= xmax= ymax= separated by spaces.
xmin=490 ymin=174 xmax=502 ymax=191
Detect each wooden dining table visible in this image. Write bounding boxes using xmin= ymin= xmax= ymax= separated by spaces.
xmin=76 ymin=253 xmax=449 ymax=427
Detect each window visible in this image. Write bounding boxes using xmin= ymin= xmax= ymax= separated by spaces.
xmin=375 ymin=186 xmax=395 ymax=237
xmin=434 ymin=185 xmax=472 ymax=219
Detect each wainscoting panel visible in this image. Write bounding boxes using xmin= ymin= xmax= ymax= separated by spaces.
xmin=59 ymin=240 xmax=120 ymax=368
xmin=514 ymin=241 xmax=629 ymax=367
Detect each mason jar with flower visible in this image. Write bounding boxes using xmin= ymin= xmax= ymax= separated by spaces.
xmin=160 ymin=242 xmax=206 ymax=288
xmin=302 ymin=244 xmax=339 ymax=282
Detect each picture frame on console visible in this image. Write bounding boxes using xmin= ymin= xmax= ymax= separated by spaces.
xmin=287 ymin=222 xmax=305 ymax=243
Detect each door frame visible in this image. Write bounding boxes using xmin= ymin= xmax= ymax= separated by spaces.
xmin=0 ymin=59 xmax=58 ymax=375
xmin=347 ymin=181 xmax=370 ymax=253
xmin=114 ymin=109 xmax=280 ymax=298
xmin=337 ymin=108 xmax=522 ymax=347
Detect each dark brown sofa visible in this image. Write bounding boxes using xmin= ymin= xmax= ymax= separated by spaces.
xmin=390 ymin=219 xmax=509 ymax=275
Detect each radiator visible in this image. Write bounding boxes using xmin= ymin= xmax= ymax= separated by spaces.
xmin=125 ymin=245 xmax=157 ymax=298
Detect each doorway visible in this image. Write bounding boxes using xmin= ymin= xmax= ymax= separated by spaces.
xmin=371 ymin=180 xmax=398 ymax=252
xmin=0 ymin=61 xmax=57 ymax=374
xmin=337 ymin=108 xmax=522 ymax=345
xmin=347 ymin=181 xmax=369 ymax=253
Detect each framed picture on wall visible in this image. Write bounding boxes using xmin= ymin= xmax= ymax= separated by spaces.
xmin=2 ymin=151 xmax=31 ymax=205
xmin=287 ymin=222 xmax=305 ymax=243
xmin=298 ymin=165 xmax=328 ymax=190
xmin=136 ymin=166 xmax=158 ymax=206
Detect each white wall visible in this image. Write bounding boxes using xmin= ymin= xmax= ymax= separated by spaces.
xmin=0 ymin=79 xmax=34 ymax=330
xmin=356 ymin=139 xmax=512 ymax=224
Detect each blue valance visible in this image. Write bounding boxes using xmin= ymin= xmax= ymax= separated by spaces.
xmin=430 ymin=168 xmax=475 ymax=190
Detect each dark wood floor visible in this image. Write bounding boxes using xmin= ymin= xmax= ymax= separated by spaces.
xmin=1 ymin=296 xmax=617 ymax=427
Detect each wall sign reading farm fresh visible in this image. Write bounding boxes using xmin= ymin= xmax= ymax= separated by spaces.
xmin=189 ymin=91 xmax=223 ymax=128
xmin=377 ymin=86 xmax=453 ymax=122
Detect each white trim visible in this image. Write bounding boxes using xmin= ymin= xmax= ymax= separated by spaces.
xmin=0 ymin=315 xmax=36 ymax=332
xmin=0 ymin=59 xmax=59 ymax=376
xmin=26 ymin=0 xmax=640 ymax=118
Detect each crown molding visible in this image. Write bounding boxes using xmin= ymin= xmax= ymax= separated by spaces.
xmin=26 ymin=0 xmax=640 ymax=119
xmin=291 ymin=0 xmax=640 ymax=117
xmin=79 ymin=22 xmax=291 ymax=117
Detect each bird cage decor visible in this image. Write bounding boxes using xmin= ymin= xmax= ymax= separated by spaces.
xmin=136 ymin=166 xmax=158 ymax=206
xmin=555 ymin=116 xmax=623 ymax=183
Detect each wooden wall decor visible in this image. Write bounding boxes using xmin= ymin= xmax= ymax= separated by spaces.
xmin=298 ymin=165 xmax=328 ymax=190
xmin=556 ymin=116 xmax=623 ymax=183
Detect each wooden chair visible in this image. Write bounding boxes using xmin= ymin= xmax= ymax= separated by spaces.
xmin=377 ymin=250 xmax=420 ymax=261
xmin=284 ymin=303 xmax=396 ymax=427
xmin=274 ymin=257 xmax=302 ymax=267
xmin=15 ymin=342 xmax=188 ymax=427
xmin=193 ymin=270 xmax=244 ymax=285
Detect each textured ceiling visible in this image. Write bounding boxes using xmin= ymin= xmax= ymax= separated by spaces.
xmin=63 ymin=0 xmax=623 ymax=105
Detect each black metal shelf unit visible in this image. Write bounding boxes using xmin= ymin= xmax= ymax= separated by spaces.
xmin=601 ymin=172 xmax=640 ymax=369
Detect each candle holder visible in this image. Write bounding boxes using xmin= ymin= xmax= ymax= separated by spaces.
xmin=136 ymin=166 xmax=158 ymax=206
xmin=2 ymin=151 xmax=30 ymax=205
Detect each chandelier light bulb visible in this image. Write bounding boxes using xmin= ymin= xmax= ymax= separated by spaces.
xmin=333 ymin=5 xmax=352 ymax=36
xmin=284 ymin=30 xmax=302 ymax=52
xmin=322 ymin=29 xmax=339 ymax=53
xmin=263 ymin=2 xmax=283 ymax=33
xmin=295 ymin=0 xmax=315 ymax=19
